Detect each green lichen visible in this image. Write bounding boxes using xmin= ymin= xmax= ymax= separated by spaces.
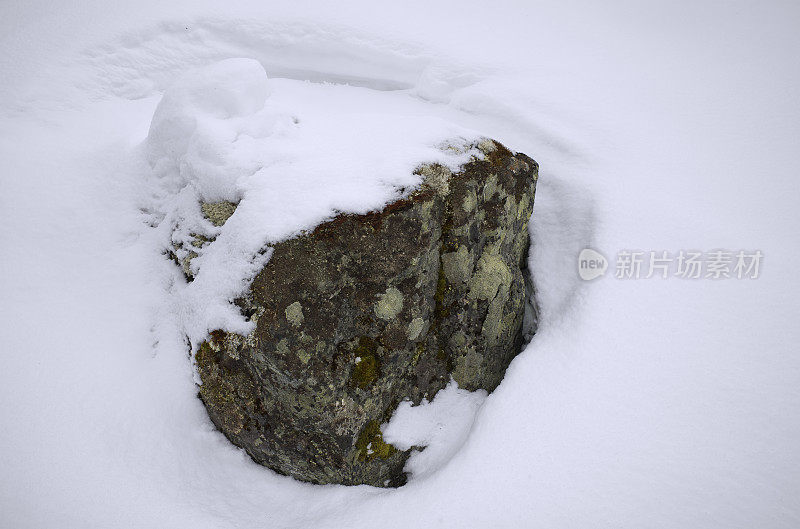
xmin=482 ymin=173 xmax=499 ymax=201
xmin=481 ymin=295 xmax=507 ymax=345
xmin=374 ymin=286 xmax=404 ymax=320
xmin=406 ymin=317 xmax=425 ymax=340
xmin=276 ymin=338 xmax=290 ymax=355
xmin=201 ymin=201 xmax=238 ymax=227
xmin=284 ymin=390 xmax=315 ymax=414
xmin=441 ymin=245 xmax=472 ymax=284
xmin=517 ymin=193 xmax=530 ymax=220
xmin=449 ymin=331 xmax=467 ymax=348
xmin=476 ymin=138 xmax=497 ymax=155
xmin=452 ymin=348 xmax=484 ymax=388
xmin=181 ymin=250 xmax=199 ymax=279
xmin=468 ymin=253 xmax=512 ymax=300
xmin=416 ymin=163 xmax=452 ymax=195
xmin=462 ymin=190 xmax=477 ymax=212
xmin=285 ymin=301 xmax=304 ymax=327
xmin=190 ymin=234 xmax=212 ymax=248
xmin=504 ymin=196 xmax=516 ymax=216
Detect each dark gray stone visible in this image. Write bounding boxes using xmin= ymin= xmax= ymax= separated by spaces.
xmin=192 ymin=139 xmax=538 ymax=487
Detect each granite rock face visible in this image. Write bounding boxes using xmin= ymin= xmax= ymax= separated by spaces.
xmin=192 ymin=139 xmax=538 ymax=487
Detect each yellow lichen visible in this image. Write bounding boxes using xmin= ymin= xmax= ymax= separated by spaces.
xmin=355 ymin=420 xmax=397 ymax=461
xmin=350 ymin=337 xmax=379 ymax=389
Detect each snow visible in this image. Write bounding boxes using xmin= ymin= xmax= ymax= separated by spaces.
xmin=145 ymin=58 xmax=273 ymax=191
xmin=2 ymin=1 xmax=800 ymax=528
xmin=142 ymin=57 xmax=480 ymax=344
xmin=383 ymin=381 xmax=488 ymax=482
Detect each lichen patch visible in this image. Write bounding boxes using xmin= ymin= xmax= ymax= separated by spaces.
xmin=374 ymin=287 xmax=404 ymax=320
xmin=201 ymin=201 xmax=238 ymax=227
xmin=285 ymin=301 xmax=304 ymax=327
xmin=407 ymin=317 xmax=425 ymax=340
xmin=468 ymin=253 xmax=512 ymax=300
xmin=442 ymin=245 xmax=473 ymax=284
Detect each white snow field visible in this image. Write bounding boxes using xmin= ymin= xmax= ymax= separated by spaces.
xmin=1 ymin=1 xmax=799 ymax=528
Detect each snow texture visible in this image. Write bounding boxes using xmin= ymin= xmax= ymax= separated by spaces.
xmin=1 ymin=1 xmax=799 ymax=528
xmin=383 ymin=381 xmax=488 ymax=481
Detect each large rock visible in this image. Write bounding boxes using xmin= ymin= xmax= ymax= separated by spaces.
xmin=192 ymin=139 xmax=538 ymax=487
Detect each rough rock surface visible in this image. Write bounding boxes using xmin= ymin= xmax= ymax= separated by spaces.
xmin=192 ymin=139 xmax=538 ymax=487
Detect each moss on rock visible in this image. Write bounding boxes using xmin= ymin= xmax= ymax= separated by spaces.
xmin=350 ymin=337 xmax=380 ymax=389
xmin=355 ymin=420 xmax=397 ymax=462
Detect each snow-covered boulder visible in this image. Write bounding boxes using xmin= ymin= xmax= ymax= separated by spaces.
xmin=143 ymin=58 xmax=539 ymax=487
xmin=194 ymin=139 xmax=539 ymax=487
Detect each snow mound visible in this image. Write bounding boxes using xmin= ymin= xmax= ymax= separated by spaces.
xmin=143 ymin=58 xmax=483 ymax=344
xmin=146 ymin=58 xmax=273 ymax=201
xmin=383 ymin=380 xmax=487 ymax=480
